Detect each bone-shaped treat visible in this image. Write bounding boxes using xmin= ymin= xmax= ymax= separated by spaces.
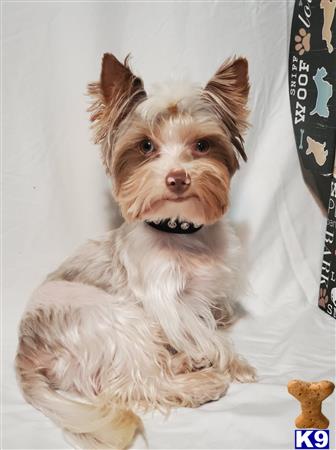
xmin=288 ymin=379 xmax=335 ymax=429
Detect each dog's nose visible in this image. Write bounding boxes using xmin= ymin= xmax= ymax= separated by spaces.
xmin=165 ymin=169 xmax=191 ymax=194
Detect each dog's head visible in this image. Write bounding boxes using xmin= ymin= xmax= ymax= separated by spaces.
xmin=88 ymin=53 xmax=249 ymax=225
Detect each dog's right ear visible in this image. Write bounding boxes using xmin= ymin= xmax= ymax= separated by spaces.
xmin=88 ymin=53 xmax=146 ymax=147
xmin=100 ymin=53 xmax=145 ymax=105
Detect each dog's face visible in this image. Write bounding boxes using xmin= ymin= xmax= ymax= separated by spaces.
xmin=88 ymin=54 xmax=249 ymax=225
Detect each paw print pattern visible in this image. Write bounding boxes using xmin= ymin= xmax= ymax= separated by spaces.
xmin=319 ymin=288 xmax=328 ymax=307
xmin=295 ymin=28 xmax=311 ymax=55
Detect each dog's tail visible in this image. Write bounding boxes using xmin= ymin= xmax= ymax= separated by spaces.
xmin=15 ymin=351 xmax=141 ymax=449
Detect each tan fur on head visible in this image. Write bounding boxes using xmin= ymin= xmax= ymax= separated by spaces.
xmin=111 ymin=115 xmax=232 ymax=224
xmin=88 ymin=53 xmax=250 ymax=225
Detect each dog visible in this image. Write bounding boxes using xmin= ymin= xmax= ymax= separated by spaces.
xmin=15 ymin=53 xmax=256 ymax=450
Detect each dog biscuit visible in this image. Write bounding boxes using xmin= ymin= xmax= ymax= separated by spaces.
xmin=288 ymin=379 xmax=335 ymax=429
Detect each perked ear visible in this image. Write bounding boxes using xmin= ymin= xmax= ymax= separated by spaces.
xmin=203 ymin=57 xmax=250 ymax=164
xmin=88 ymin=53 xmax=146 ymax=145
xmin=100 ymin=53 xmax=144 ymax=105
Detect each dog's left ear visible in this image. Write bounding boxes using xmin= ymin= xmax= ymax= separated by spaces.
xmin=203 ymin=57 xmax=250 ymax=165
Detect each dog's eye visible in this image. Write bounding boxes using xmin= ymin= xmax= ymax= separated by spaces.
xmin=140 ymin=139 xmax=155 ymax=154
xmin=194 ymin=139 xmax=210 ymax=154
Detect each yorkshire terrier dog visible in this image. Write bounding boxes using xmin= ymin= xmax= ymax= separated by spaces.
xmin=15 ymin=53 xmax=256 ymax=449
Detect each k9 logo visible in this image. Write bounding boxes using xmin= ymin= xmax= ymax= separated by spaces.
xmin=295 ymin=430 xmax=329 ymax=449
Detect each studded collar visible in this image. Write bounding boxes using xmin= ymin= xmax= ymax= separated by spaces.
xmin=145 ymin=219 xmax=203 ymax=234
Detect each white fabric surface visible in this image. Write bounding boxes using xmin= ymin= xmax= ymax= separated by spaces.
xmin=3 ymin=1 xmax=335 ymax=449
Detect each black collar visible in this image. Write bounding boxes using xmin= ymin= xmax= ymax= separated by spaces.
xmin=145 ymin=219 xmax=203 ymax=234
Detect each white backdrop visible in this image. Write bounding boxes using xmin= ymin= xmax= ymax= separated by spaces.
xmin=3 ymin=1 xmax=335 ymax=449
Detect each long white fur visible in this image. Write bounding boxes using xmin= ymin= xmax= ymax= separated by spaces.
xmin=16 ymin=219 xmax=255 ymax=449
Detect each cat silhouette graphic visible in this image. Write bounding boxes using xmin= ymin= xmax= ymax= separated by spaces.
xmin=310 ymin=67 xmax=333 ymax=118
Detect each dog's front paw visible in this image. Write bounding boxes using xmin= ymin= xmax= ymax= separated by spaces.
xmin=165 ymin=369 xmax=230 ymax=408
xmin=229 ymin=355 xmax=257 ymax=383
